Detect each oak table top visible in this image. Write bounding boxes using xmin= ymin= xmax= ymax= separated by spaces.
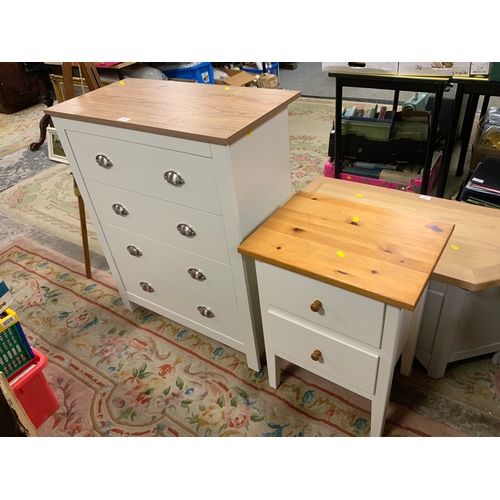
xmin=238 ymin=187 xmax=454 ymax=311
xmin=45 ymin=79 xmax=301 ymax=145
xmin=302 ymin=177 xmax=500 ymax=291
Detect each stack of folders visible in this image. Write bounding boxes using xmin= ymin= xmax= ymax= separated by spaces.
xmin=459 ymin=156 xmax=500 ymax=209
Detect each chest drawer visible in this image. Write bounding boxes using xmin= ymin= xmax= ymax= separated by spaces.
xmin=86 ymin=179 xmax=230 ymax=264
xmin=102 ymin=223 xmax=237 ymax=306
xmin=261 ymin=263 xmax=385 ymax=348
xmin=66 ymin=130 xmax=221 ymax=215
xmin=124 ymin=280 xmax=244 ymax=345
xmin=265 ymin=311 xmax=379 ymax=394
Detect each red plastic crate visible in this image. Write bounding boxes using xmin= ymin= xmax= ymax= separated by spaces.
xmin=10 ymin=347 xmax=59 ymax=428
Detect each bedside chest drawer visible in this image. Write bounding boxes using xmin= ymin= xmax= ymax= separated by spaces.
xmin=67 ymin=130 xmax=221 ymax=215
xmin=86 ymin=179 xmax=230 ymax=264
xmin=261 ymin=263 xmax=385 ymax=348
xmin=265 ymin=311 xmax=380 ymax=394
xmin=102 ymin=223 xmax=237 ymax=306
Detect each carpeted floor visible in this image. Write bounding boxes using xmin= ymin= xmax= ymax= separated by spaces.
xmin=1 ymin=96 xmax=500 ymax=437
xmin=1 ymin=238 xmax=466 ymax=437
xmin=0 ymin=102 xmax=47 ymax=158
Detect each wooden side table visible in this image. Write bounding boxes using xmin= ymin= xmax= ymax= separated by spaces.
xmin=238 ymin=188 xmax=454 ymax=436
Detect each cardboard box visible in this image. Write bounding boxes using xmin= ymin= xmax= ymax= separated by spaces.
xmin=398 ymin=62 xmax=470 ymax=77
xmin=322 ymin=62 xmax=399 ymax=75
xmin=470 ymin=119 xmax=500 ymax=171
xmin=214 ymin=69 xmax=256 ymax=87
xmin=470 ymin=62 xmax=490 ymax=76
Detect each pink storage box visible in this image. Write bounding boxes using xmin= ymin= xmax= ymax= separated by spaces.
xmin=324 ymin=153 xmax=442 ymax=194
xmin=10 ymin=347 xmax=59 ymax=428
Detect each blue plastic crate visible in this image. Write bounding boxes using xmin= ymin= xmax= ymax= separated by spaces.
xmin=160 ymin=62 xmax=214 ymax=84
xmin=240 ymin=62 xmax=279 ymax=77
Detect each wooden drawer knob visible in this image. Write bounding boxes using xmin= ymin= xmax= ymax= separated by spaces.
xmin=311 ymin=349 xmax=322 ymax=361
xmin=310 ymin=300 xmax=322 ymax=312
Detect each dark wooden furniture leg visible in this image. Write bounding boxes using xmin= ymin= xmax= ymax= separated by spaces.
xmin=28 ymin=65 xmax=55 ymax=152
xmin=30 ymin=113 xmax=53 ymax=151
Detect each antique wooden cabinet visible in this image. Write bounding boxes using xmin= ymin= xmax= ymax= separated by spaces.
xmin=0 ymin=63 xmax=41 ymax=114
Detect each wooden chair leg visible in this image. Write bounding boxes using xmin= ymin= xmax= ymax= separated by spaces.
xmin=79 ymin=62 xmax=103 ymax=91
xmin=59 ymin=64 xmax=97 ymax=280
xmin=73 ymin=177 xmax=92 ymax=279
xmin=62 ymin=63 xmax=75 ymax=100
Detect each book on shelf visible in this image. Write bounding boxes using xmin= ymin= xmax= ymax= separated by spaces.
xmin=343 ymin=106 xmax=357 ymax=117
xmin=342 ymin=165 xmax=384 ymax=179
xmin=460 ymin=193 xmax=500 ymax=209
xmin=342 ymin=105 xmax=393 ymax=124
xmin=341 ymin=160 xmax=397 ymax=178
xmin=355 ymin=161 xmax=398 ymax=171
xmin=470 ymin=157 xmax=500 ymax=193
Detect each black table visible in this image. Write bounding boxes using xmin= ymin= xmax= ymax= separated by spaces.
xmin=329 ymin=72 xmax=451 ymax=196
xmin=436 ymin=76 xmax=500 ymax=198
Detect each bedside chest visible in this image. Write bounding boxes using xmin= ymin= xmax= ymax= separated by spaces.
xmin=46 ymin=79 xmax=300 ymax=371
xmin=238 ymin=190 xmax=454 ymax=436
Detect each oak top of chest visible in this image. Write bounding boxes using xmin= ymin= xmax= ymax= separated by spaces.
xmin=45 ymin=79 xmax=301 ymax=145
xmin=238 ymin=190 xmax=455 ymax=311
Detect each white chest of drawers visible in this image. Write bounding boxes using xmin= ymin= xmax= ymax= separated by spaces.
xmin=238 ymin=190 xmax=454 ymax=436
xmin=47 ymin=79 xmax=301 ymax=371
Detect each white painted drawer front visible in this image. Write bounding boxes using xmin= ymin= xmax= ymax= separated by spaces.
xmin=67 ymin=130 xmax=221 ymax=215
xmin=101 ymin=223 xmax=237 ymax=306
xmin=86 ymin=179 xmax=230 ymax=264
xmin=262 ymin=264 xmax=385 ymax=348
xmin=266 ymin=311 xmax=379 ymax=394
xmin=123 ymin=278 xmax=244 ymax=344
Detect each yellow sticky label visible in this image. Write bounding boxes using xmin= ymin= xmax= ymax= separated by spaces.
xmin=337 ymin=251 xmax=345 ymax=258
xmin=247 ymin=130 xmax=252 ymax=136
xmin=353 ymin=216 xmax=359 ymax=222
xmin=451 ymin=244 xmax=459 ymax=250
xmin=225 ymin=86 xmax=230 ymax=90
xmin=356 ymin=194 xmax=363 ymax=197
xmin=119 ymin=81 xmax=125 ymax=85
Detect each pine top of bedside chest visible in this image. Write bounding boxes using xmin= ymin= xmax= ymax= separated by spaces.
xmin=238 ymin=190 xmax=455 ymax=311
xmin=45 ymin=79 xmax=301 ymax=145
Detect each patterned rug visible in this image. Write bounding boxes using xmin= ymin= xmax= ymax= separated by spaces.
xmin=2 ymin=99 xmax=499 ymax=437
xmin=0 ymin=102 xmax=47 ymax=158
xmin=0 ymin=238 xmax=466 ymax=437
xmin=0 ymin=163 xmax=103 ymax=254
xmin=0 ymin=144 xmax=56 ymax=193
xmin=288 ymin=97 xmax=336 ymax=192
